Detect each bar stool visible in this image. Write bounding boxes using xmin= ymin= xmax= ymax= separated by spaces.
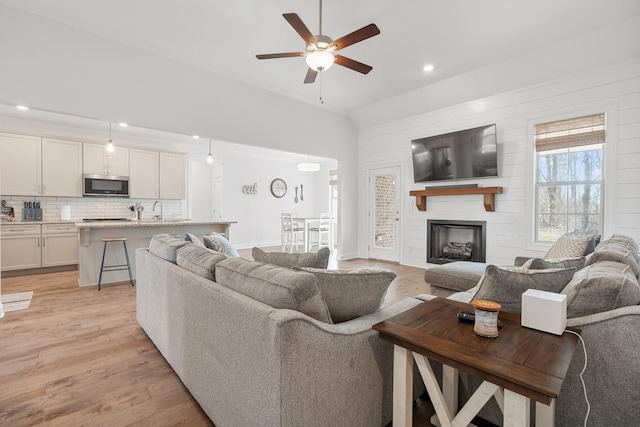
xmin=98 ymin=237 xmax=134 ymax=291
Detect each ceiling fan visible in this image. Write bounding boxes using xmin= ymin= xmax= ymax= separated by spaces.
xmin=256 ymin=0 xmax=380 ymax=84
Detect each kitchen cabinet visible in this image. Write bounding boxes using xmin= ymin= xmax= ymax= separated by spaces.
xmin=0 ymin=224 xmax=42 ymax=270
xmin=42 ymin=138 xmax=83 ymax=197
xmin=159 ymin=152 xmax=186 ymax=199
xmin=129 ymin=149 xmax=186 ymax=199
xmin=41 ymin=223 xmax=78 ymax=267
xmin=0 ymin=223 xmax=78 ymax=271
xmin=129 ymin=148 xmax=159 ymax=199
xmin=0 ymin=133 xmax=41 ymax=196
xmin=83 ymin=142 xmax=129 ymax=176
xmin=0 ymin=133 xmax=82 ymax=197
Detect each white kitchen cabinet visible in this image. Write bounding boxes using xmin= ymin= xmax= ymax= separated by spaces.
xmin=0 ymin=132 xmax=41 ymax=196
xmin=0 ymin=224 xmax=42 ymax=271
xmin=42 ymin=138 xmax=83 ymax=197
xmin=0 ymin=223 xmax=78 ymax=271
xmin=83 ymin=142 xmax=129 ymax=176
xmin=129 ymin=148 xmax=159 ymax=199
xmin=159 ymin=152 xmax=186 ymax=199
xmin=0 ymin=133 xmax=82 ymax=197
xmin=41 ymin=223 xmax=78 ymax=267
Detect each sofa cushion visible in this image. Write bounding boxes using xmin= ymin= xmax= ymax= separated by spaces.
xmin=295 ymin=267 xmax=395 ymax=323
xmin=424 ymin=261 xmax=487 ymax=294
xmin=586 ymin=240 xmax=640 ymax=277
xmin=176 ymin=244 xmax=227 ymax=280
xmin=471 ymin=265 xmax=576 ymax=314
xmin=601 ymin=234 xmax=639 ymax=262
xmin=522 ymin=256 xmax=586 ymax=271
xmin=544 ymin=234 xmax=595 ymax=259
xmin=203 ymin=233 xmax=239 ymax=258
xmin=214 ymin=258 xmax=332 ymax=323
xmin=252 ymin=247 xmax=330 ymax=269
xmin=149 ymin=233 xmax=191 ymax=263
xmin=562 ymin=261 xmax=640 ymax=318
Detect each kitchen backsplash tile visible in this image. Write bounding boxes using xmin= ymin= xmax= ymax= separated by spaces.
xmin=0 ymin=196 xmax=183 ymax=222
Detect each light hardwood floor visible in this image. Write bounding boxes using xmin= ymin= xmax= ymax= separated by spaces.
xmin=0 ymin=248 xmax=433 ymax=426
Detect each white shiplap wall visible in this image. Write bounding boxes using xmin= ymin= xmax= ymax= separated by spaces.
xmin=358 ymin=59 xmax=640 ymax=267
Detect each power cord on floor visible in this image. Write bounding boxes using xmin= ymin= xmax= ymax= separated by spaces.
xmin=565 ymin=329 xmax=590 ymax=427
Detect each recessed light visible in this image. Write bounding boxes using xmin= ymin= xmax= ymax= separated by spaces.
xmin=119 ymin=122 xmax=128 ymax=127
xmin=423 ymin=64 xmax=435 ymax=72
xmin=16 ymin=105 xmax=29 ymax=111
xmin=193 ymin=135 xmax=200 ymax=139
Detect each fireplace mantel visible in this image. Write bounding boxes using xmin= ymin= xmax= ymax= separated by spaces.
xmin=409 ymin=186 xmax=503 ymax=212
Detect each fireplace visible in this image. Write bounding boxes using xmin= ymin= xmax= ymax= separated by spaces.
xmin=427 ymin=220 xmax=486 ymax=264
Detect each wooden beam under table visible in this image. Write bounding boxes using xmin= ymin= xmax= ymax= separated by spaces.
xmin=409 ymin=187 xmax=503 ymax=212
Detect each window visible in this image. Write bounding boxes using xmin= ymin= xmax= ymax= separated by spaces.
xmin=534 ymin=113 xmax=605 ymax=242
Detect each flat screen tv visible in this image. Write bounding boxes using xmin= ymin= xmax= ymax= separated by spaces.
xmin=411 ymin=124 xmax=498 ymax=183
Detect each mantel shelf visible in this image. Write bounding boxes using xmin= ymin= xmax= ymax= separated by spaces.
xmin=409 ymin=186 xmax=504 ymax=212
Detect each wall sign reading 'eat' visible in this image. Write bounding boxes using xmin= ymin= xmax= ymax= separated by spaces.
xmin=242 ymin=183 xmax=258 ymax=194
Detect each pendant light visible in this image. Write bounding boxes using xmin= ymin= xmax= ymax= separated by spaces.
xmin=105 ymin=122 xmax=115 ymax=156
xmin=206 ymin=139 xmax=213 ymax=165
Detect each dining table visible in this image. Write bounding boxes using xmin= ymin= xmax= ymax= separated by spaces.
xmin=293 ymin=217 xmax=321 ymax=252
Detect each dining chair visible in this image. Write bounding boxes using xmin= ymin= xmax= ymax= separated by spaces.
xmin=307 ymin=212 xmax=332 ymax=251
xmin=281 ymin=212 xmax=304 ymax=253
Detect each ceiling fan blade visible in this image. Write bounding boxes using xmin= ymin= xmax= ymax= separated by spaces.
xmin=304 ymin=68 xmax=318 ymax=84
xmin=256 ymin=52 xmax=305 ymax=60
xmin=283 ymin=13 xmax=317 ymax=46
xmin=334 ymin=55 xmax=373 ymax=74
xmin=331 ymin=23 xmax=380 ymax=50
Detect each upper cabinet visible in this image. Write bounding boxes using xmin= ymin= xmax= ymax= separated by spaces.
xmin=0 ymin=133 xmax=41 ymax=196
xmin=0 ymin=133 xmax=82 ymax=197
xmin=129 ymin=148 xmax=159 ymax=199
xmin=83 ymin=142 xmax=129 ymax=176
xmin=159 ymin=152 xmax=186 ymax=200
xmin=129 ymin=149 xmax=186 ymax=199
xmin=41 ymin=138 xmax=83 ymax=197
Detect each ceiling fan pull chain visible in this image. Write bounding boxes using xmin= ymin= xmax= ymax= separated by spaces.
xmin=319 ymin=73 xmax=324 ymax=104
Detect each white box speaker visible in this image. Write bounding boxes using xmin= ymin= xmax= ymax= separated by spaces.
xmin=521 ymin=289 xmax=567 ymax=335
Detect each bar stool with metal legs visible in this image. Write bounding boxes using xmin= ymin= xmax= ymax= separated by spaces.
xmin=98 ymin=237 xmax=134 ymax=291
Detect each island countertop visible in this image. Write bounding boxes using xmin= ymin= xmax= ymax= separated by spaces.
xmin=75 ymin=219 xmax=236 ymax=229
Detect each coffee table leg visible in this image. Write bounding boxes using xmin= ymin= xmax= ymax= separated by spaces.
xmin=393 ymin=345 xmax=413 ymax=427
xmin=504 ymin=389 xmax=530 ymax=427
xmin=535 ymin=399 xmax=555 ymax=427
xmin=442 ymin=365 xmax=458 ymax=416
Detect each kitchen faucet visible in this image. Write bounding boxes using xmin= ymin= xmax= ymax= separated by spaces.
xmin=153 ymin=200 xmax=164 ymax=223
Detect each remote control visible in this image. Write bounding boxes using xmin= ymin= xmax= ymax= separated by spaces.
xmin=457 ymin=310 xmax=503 ymax=328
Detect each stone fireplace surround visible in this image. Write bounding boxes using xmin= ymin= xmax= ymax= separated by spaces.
xmin=427 ymin=219 xmax=487 ymax=264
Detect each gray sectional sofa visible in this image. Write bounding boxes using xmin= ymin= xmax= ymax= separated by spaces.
xmin=425 ymin=234 xmax=640 ymax=426
xmin=136 ymin=235 xmax=425 ymax=427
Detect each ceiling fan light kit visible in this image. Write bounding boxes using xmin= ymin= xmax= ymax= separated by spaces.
xmin=256 ymin=0 xmax=379 ymax=84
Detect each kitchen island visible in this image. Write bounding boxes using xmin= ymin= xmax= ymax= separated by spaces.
xmin=76 ymin=219 xmax=236 ymax=287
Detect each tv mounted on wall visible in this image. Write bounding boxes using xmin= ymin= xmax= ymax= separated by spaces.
xmin=411 ymin=124 xmax=498 ymax=183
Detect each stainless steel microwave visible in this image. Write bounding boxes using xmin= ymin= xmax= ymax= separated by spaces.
xmin=83 ymin=174 xmax=130 ymax=197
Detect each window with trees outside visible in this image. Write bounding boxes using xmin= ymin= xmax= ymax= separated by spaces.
xmin=534 ymin=113 xmax=605 ymax=242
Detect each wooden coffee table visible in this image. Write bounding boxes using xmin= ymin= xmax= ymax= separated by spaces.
xmin=372 ymin=297 xmax=579 ymax=427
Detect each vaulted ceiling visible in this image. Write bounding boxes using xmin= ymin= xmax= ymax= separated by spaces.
xmin=3 ymin=0 xmax=639 ymax=114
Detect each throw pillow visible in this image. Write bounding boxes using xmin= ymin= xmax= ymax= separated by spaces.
xmin=562 ymin=261 xmax=640 ymax=318
xmin=471 ymin=265 xmax=576 ymax=314
xmin=176 ymin=244 xmax=227 ymax=280
xmin=214 ymin=258 xmax=332 ymax=323
xmin=295 ymin=267 xmax=396 ymax=323
xmin=252 ymin=247 xmax=330 ymax=269
xmin=521 ymin=257 xmax=586 ymax=271
xmin=203 ymin=233 xmax=239 ymax=258
xmin=148 ymin=233 xmax=191 ymax=263
xmin=183 ymin=233 xmax=206 ymax=248
xmin=544 ymin=234 xmax=594 ymax=260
